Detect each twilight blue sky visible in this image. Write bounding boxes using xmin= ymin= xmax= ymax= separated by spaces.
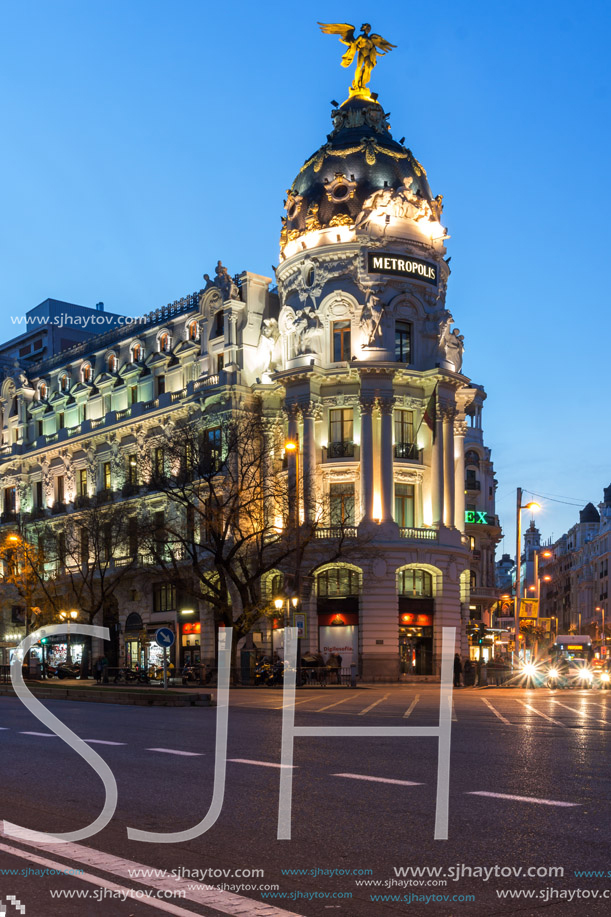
xmin=1 ymin=1 xmax=610 ymax=553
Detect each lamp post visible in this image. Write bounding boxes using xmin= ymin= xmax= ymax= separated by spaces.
xmin=514 ymin=488 xmax=540 ymax=662
xmin=60 ymin=610 xmax=78 ymax=665
xmin=274 ymin=594 xmax=300 ymax=672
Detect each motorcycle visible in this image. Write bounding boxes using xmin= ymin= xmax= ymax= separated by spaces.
xmin=56 ymin=662 xmax=81 ymax=680
xmin=112 ymin=667 xmax=139 ymax=685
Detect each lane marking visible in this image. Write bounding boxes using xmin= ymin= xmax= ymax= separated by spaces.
xmin=272 ymin=696 xmax=319 ymax=710
xmin=550 ymin=700 xmax=608 ymax=725
xmin=451 ymin=699 xmax=457 ymax=723
xmin=333 ymin=773 xmax=423 ymax=786
xmin=19 ymin=732 xmax=56 ymax=737
xmin=514 ymin=700 xmax=566 ymax=727
xmin=83 ymin=740 xmax=127 ymax=746
xmin=228 ymin=758 xmax=296 ymax=769
xmin=316 ymin=695 xmax=355 ymax=713
xmin=467 ymin=791 xmax=578 ymax=807
xmin=481 ymin=698 xmax=512 ymax=725
xmin=358 ymin=694 xmax=389 ymax=716
xmin=0 ymin=838 xmax=303 ymax=917
xmin=147 ymin=748 xmax=203 ymax=757
xmin=403 ymin=695 xmax=420 ymax=718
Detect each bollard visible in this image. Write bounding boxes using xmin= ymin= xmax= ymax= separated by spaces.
xmin=350 ymin=662 xmax=357 ymax=688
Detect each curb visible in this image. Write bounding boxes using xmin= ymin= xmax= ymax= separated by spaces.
xmin=0 ymin=686 xmax=211 ymax=707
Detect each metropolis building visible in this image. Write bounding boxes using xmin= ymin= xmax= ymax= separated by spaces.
xmin=0 ymin=61 xmax=501 ymax=680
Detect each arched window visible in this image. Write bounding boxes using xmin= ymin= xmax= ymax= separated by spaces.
xmin=131 ymin=342 xmax=142 ymax=363
xmin=269 ymin=572 xmax=284 ymax=598
xmin=470 ymin=570 xmax=477 ymax=590
xmin=159 ymin=333 xmax=170 ymax=353
xmin=38 ymin=382 xmax=47 ymax=400
xmin=398 ymin=568 xmax=433 ymax=597
xmin=188 ymin=321 xmax=199 ymax=342
xmin=81 ymin=363 xmax=92 ymax=384
xmin=59 ymin=374 xmax=69 ymax=392
xmin=316 ymin=567 xmax=361 ymax=598
xmin=107 ymin=353 xmax=117 ymax=373
xmin=465 ymin=450 xmax=480 ymax=467
xmin=125 ymin=612 xmax=144 ymax=632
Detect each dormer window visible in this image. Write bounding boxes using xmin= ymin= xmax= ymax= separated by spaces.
xmin=38 ymin=382 xmax=47 ymax=401
xmin=159 ymin=333 xmax=171 ymax=354
xmin=131 ymin=342 xmax=142 ymax=363
xmin=107 ymin=353 xmax=117 ymax=373
xmin=81 ymin=363 xmax=92 ymax=384
xmin=59 ymin=374 xmax=69 ymax=393
xmin=188 ymin=321 xmax=199 ymax=342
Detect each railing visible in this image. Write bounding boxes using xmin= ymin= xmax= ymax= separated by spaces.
xmin=394 ymin=442 xmax=421 ymax=461
xmin=314 ymin=526 xmax=358 ymax=539
xmin=115 ymin=409 xmax=130 ymax=421
xmin=465 ymin=480 xmax=481 ymax=491
xmin=51 ymin=502 xmax=66 ymax=515
xmin=194 ymin=374 xmax=220 ymax=390
xmin=326 ymin=441 xmax=355 ymax=459
xmin=400 ymin=526 xmax=438 ymax=542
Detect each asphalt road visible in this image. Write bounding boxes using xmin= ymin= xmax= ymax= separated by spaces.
xmin=0 ymin=685 xmax=610 ymax=917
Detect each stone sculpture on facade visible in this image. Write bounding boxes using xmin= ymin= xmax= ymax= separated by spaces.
xmin=214 ymin=261 xmax=240 ymax=301
xmin=359 ymin=291 xmax=385 ymax=346
xmin=318 ymin=22 xmax=396 ymax=99
xmin=438 ymin=316 xmax=464 ymax=373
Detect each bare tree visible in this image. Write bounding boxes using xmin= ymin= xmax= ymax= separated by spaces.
xmin=139 ymin=403 xmax=363 ymax=670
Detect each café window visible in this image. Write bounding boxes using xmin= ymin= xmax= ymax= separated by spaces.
xmin=317 ymin=567 xmax=361 ymax=598
xmin=395 ymin=321 xmax=412 ymax=363
xmin=329 ymin=483 xmax=355 ymax=526
xmin=153 ymin=583 xmax=177 ymax=612
xmin=332 ymin=321 xmax=351 ymax=361
xmin=394 ymin=483 xmax=415 ymax=528
xmin=398 ymin=568 xmax=433 ymax=597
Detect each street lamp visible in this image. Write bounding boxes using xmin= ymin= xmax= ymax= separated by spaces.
xmin=596 ymin=606 xmax=605 ymax=654
xmin=59 ymin=609 xmax=78 ymax=665
xmin=514 ymin=488 xmax=540 ymax=661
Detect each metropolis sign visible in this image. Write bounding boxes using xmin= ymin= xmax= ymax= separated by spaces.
xmin=368 ymin=251 xmax=438 ymax=286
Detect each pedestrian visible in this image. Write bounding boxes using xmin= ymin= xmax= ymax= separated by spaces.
xmin=463 ymin=658 xmax=473 ymax=686
xmin=94 ymin=657 xmax=103 ymax=684
xmin=100 ymin=654 xmax=109 ymax=685
xmin=453 ymin=653 xmax=462 ymax=687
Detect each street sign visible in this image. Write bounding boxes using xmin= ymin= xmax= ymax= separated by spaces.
xmin=155 ymin=627 xmax=175 ymax=648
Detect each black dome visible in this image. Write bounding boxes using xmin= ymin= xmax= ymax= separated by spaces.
xmin=284 ymin=97 xmax=433 ymax=237
xmin=580 ymin=502 xmax=600 ymax=523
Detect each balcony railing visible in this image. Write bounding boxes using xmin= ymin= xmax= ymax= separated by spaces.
xmin=314 ymin=526 xmax=358 ymax=539
xmin=394 ymin=442 xmax=420 ymax=461
xmin=327 ymin=441 xmax=355 ymax=459
xmin=400 ymin=526 xmax=438 ymax=542
xmin=465 ymin=479 xmax=481 ymax=491
xmin=0 ymin=512 xmax=17 ymax=525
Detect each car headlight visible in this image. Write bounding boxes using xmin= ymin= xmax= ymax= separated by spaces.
xmin=548 ymin=668 xmax=558 ymax=678
xmin=578 ymin=669 xmax=593 ymax=680
xmin=523 ymin=664 xmax=537 ymax=677
xmin=601 ymin=672 xmax=610 ymax=682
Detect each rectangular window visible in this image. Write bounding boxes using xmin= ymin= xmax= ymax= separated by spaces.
xmin=395 ymin=321 xmax=412 ymax=363
xmin=156 ymin=375 xmax=165 ymax=397
xmin=35 ymin=481 xmax=43 ymax=508
xmin=103 ymin=462 xmax=111 ymax=491
xmin=395 ymin=483 xmax=415 ymax=528
xmin=217 ymin=353 xmax=224 ymax=373
xmin=127 ymin=455 xmax=138 ymax=485
xmin=329 ymin=482 xmax=355 ymax=526
xmin=37 ymin=421 xmax=43 ymax=437
xmin=102 ymin=394 xmax=111 ymax=414
xmin=56 ymin=475 xmax=65 ymax=504
xmin=77 ymin=468 xmax=87 ymax=497
xmin=394 ymin=410 xmax=416 ymax=459
xmin=129 ymin=385 xmax=138 ymax=406
xmin=153 ymin=583 xmax=177 ymax=613
xmin=328 ymin=409 xmax=354 ymax=458
xmin=3 ymin=486 xmax=16 ymax=515
xmin=154 ymin=446 xmax=164 ymax=477
xmin=213 ymin=311 xmax=224 ymax=338
xmin=203 ymin=427 xmax=222 ymax=471
xmin=58 ymin=412 xmax=64 ymax=430
xmin=128 ymin=517 xmax=138 ymax=557
xmin=332 ymin=321 xmax=351 ymax=362
xmin=80 ymin=403 xmax=87 ymax=422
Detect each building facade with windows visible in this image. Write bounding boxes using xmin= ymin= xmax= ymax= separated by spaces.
xmin=0 ymin=88 xmax=500 ymax=679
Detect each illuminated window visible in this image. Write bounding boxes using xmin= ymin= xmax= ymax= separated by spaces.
xmin=60 ymin=374 xmax=69 ymax=392
xmin=153 ymin=583 xmax=177 ymax=612
xmin=131 ymin=342 xmax=142 ymax=363
xmin=395 ymin=321 xmax=412 ymax=363
xmin=39 ymin=382 xmax=47 ymax=400
xmin=332 ymin=321 xmax=351 ymax=361
xmin=103 ymin=462 xmax=111 ymax=491
xmin=126 ymin=454 xmax=138 ymax=485
xmin=317 ymin=567 xmax=360 ymax=598
xmin=107 ymin=354 xmax=117 ymax=373
xmin=394 ymin=410 xmax=416 ymax=459
xmin=81 ymin=363 xmax=92 ymax=384
xmin=77 ymin=468 xmax=87 ymax=497
xmin=398 ymin=569 xmax=433 ymax=597
xmin=328 ymin=409 xmax=353 ymax=457
xmin=329 ymin=483 xmax=355 ymax=526
xmin=394 ymin=483 xmax=415 ymax=527
xmin=188 ymin=321 xmax=199 ymax=341
xmin=159 ymin=333 xmax=170 ymax=353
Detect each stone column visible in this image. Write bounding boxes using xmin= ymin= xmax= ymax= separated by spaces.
xmin=359 ymin=397 xmax=375 ymax=522
xmin=302 ymin=403 xmax=318 ymax=523
xmin=430 ymin=409 xmax=444 ymax=527
xmin=453 ymin=419 xmax=467 ymax=531
xmin=286 ymin=404 xmax=299 ymax=528
xmin=442 ymin=409 xmax=455 ymax=528
xmin=378 ymin=397 xmax=394 ymax=522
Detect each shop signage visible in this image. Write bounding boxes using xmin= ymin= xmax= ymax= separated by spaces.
xmin=400 ymin=613 xmax=433 ymax=627
xmin=319 ymin=625 xmax=358 ymax=669
xmin=465 ymin=510 xmax=490 ymax=525
xmin=368 ymin=251 xmax=438 ymax=286
xmin=519 ymin=599 xmax=539 ymax=618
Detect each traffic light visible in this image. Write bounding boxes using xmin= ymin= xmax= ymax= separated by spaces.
xmin=476 ymin=622 xmax=488 ymax=645
xmin=40 ymin=637 xmax=48 ymax=644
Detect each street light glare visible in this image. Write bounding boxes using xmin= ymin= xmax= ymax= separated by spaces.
xmin=525 ymin=501 xmax=540 ymax=511
xmin=284 ymin=440 xmax=297 ymax=451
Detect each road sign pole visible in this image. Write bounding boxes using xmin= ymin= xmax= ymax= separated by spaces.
xmin=163 ymin=647 xmax=168 ymax=690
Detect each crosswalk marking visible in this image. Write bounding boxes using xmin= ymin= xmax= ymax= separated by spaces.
xmin=358 ymin=694 xmax=389 ymax=716
xmin=403 ymin=695 xmax=420 ymax=718
xmin=333 ymin=773 xmax=423 ymax=786
xmin=467 ymin=791 xmax=578 ymax=807
xmin=550 ymin=700 xmax=608 ymax=725
xmin=513 ymin=700 xmax=566 ymax=727
xmin=316 ymin=695 xmax=354 ymax=713
xmin=481 ymin=697 xmax=512 ymax=725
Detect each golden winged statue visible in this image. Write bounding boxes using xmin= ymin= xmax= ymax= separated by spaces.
xmin=318 ymin=22 xmax=396 ymax=100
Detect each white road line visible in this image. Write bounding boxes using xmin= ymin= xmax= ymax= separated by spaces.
xmin=272 ymin=696 xmax=319 ymax=710
xmin=316 ymin=695 xmax=355 ymax=713
xmin=0 ymin=727 xmax=9 ymax=730
xmin=333 ymin=773 xmax=423 ymax=786
xmin=19 ymin=732 xmax=56 ymax=737
xmin=358 ymin=694 xmax=389 ymax=716
xmin=0 ymin=836 xmax=304 ymax=917
xmin=403 ymin=695 xmax=420 ymax=718
xmin=550 ymin=700 xmax=608 ymax=725
xmin=228 ymin=758 xmax=296 ymax=769
xmin=83 ymin=740 xmax=127 ymax=746
xmin=451 ymin=699 xmax=457 ymax=723
xmin=482 ymin=698 xmax=512 ymax=725
xmin=514 ymin=700 xmax=566 ymax=727
xmin=147 ymin=748 xmax=203 ymax=757
xmin=467 ymin=791 xmax=578 ymax=807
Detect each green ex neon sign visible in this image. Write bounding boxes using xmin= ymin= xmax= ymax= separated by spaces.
xmin=465 ymin=510 xmax=489 ymax=525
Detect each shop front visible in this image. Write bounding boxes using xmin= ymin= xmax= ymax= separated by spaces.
xmin=180 ymin=620 xmax=201 ymax=667
xmin=318 ymin=612 xmax=359 ymax=668
xmin=399 ymin=605 xmax=434 ymax=675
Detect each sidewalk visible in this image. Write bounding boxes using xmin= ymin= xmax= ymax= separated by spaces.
xmin=0 ymin=678 xmax=211 ymax=707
